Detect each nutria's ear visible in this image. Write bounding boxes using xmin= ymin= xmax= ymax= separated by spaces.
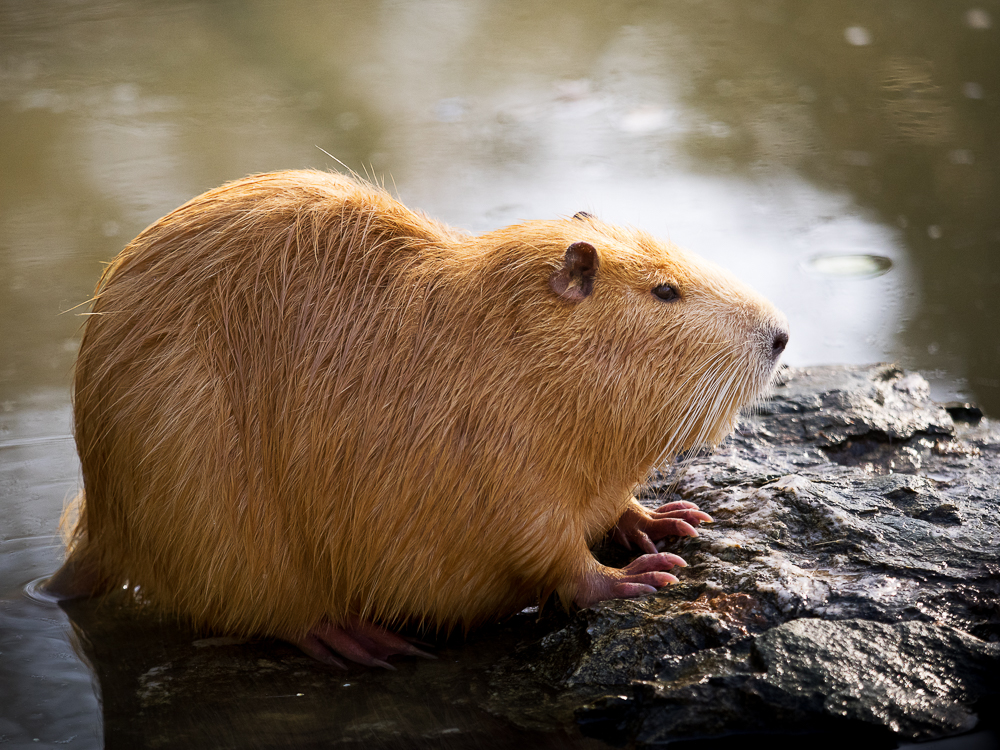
xmin=572 ymin=211 xmax=594 ymax=220
xmin=550 ymin=241 xmax=599 ymax=302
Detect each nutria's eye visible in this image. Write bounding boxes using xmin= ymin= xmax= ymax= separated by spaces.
xmin=652 ymin=283 xmax=681 ymax=302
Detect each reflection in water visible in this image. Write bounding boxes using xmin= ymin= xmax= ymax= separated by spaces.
xmin=58 ymin=594 xmax=590 ymax=750
xmin=1 ymin=1 xmax=998 ymax=747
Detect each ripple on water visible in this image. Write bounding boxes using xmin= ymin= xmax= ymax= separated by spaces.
xmin=24 ymin=573 xmax=62 ymax=604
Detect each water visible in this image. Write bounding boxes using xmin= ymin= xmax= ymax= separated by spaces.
xmin=1 ymin=1 xmax=998 ymax=747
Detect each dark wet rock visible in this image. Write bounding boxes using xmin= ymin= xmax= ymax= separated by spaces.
xmin=62 ymin=365 xmax=1000 ymax=748
xmin=488 ymin=365 xmax=1000 ymax=745
xmin=751 ymin=364 xmax=954 ymax=448
xmin=623 ymin=618 xmax=998 ymax=743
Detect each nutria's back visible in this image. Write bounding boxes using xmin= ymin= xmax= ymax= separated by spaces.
xmin=55 ymin=170 xmax=788 ymax=644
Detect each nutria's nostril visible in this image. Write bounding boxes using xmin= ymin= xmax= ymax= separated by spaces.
xmin=771 ymin=329 xmax=789 ymax=358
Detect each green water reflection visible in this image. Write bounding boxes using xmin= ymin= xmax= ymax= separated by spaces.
xmin=1 ymin=1 xmax=997 ymax=747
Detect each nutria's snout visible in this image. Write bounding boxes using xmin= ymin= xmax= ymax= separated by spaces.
xmin=771 ymin=328 xmax=789 ymax=360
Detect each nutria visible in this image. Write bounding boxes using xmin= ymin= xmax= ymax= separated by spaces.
xmin=47 ymin=170 xmax=788 ymax=668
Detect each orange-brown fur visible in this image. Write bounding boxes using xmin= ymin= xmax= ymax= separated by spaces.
xmin=54 ymin=170 xmax=786 ymax=642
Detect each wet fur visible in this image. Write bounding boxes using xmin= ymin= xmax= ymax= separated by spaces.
xmin=54 ymin=170 xmax=785 ymax=641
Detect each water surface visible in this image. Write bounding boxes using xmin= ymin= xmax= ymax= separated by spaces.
xmin=1 ymin=1 xmax=998 ymax=746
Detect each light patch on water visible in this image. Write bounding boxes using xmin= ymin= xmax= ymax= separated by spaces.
xmin=844 ymin=26 xmax=873 ymax=46
xmin=804 ymin=254 xmax=893 ymax=279
xmin=619 ymin=105 xmax=674 ymax=134
xmin=965 ymin=8 xmax=993 ymax=29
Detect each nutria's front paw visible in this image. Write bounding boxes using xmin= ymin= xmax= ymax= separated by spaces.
xmin=612 ymin=500 xmax=713 ymax=554
xmin=574 ymin=553 xmax=687 ymax=608
xmin=295 ymin=618 xmax=435 ymax=669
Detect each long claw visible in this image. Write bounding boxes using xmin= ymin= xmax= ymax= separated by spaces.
xmin=645 ymin=518 xmax=699 ymax=537
xmin=296 ymin=634 xmax=347 ymax=669
xmin=622 ymin=551 xmax=687 ymax=573
xmin=611 ymin=582 xmax=658 ymax=598
xmin=404 ymin=644 xmax=437 ymax=660
xmin=654 ymin=500 xmax=699 ymax=512
xmin=636 ymin=530 xmax=658 ymax=555
xmin=652 ymin=509 xmax=713 ymax=525
xmin=405 ymin=637 xmax=436 ymax=649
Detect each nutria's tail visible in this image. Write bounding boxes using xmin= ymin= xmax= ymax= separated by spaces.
xmin=44 ymin=490 xmax=104 ymax=600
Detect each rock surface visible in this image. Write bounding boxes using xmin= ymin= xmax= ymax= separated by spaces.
xmin=489 ymin=364 xmax=1000 ymax=746
xmin=63 ymin=365 xmax=1000 ymax=748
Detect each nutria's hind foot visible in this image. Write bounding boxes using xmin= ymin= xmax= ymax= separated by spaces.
xmin=296 ymin=618 xmax=436 ymax=669
xmin=612 ymin=500 xmax=713 ymax=554
xmin=575 ymin=552 xmax=687 ymax=609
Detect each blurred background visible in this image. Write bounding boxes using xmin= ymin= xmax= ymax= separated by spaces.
xmin=1 ymin=0 xmax=997 ymax=746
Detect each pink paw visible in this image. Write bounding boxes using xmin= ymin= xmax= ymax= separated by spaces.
xmin=613 ymin=500 xmax=713 ymax=554
xmin=575 ymin=552 xmax=687 ymax=608
xmin=295 ymin=618 xmax=435 ymax=669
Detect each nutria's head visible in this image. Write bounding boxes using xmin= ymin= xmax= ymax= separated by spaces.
xmin=478 ymin=213 xmax=788 ymax=474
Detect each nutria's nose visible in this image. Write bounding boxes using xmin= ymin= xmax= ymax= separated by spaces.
xmin=771 ymin=328 xmax=789 ymax=359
